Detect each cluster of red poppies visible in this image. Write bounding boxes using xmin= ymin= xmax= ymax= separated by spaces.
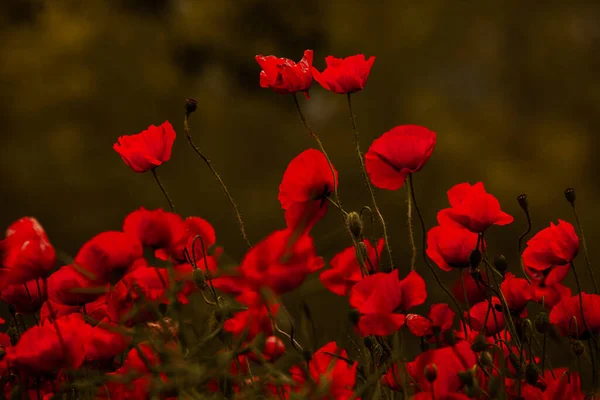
xmin=0 ymin=50 xmax=594 ymax=399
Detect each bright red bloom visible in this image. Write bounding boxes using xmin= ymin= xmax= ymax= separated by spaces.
xmin=290 ymin=341 xmax=358 ymax=400
xmin=453 ymin=269 xmax=488 ymax=306
xmin=223 ymin=293 xmax=279 ymax=340
xmin=0 ymin=278 xmax=46 ymax=313
xmin=406 ymin=303 xmax=455 ymax=337
xmin=123 ymin=207 xmax=184 ymax=258
xmin=500 ymin=272 xmax=535 ymax=312
xmin=312 ymin=54 xmax=375 ymax=94
xmin=75 ymin=231 xmax=143 ymax=283
xmin=113 ymin=121 xmax=176 ymax=173
xmin=522 ymin=220 xmax=579 ymax=285
xmin=255 ymin=50 xmax=314 ymax=96
xmin=320 ymin=238 xmax=383 ymax=296
xmin=173 ymin=216 xmax=220 ymax=263
xmin=47 ymin=265 xmax=107 ymax=306
xmin=543 ymin=368 xmax=585 ymax=399
xmin=278 ymin=149 xmax=338 ymax=234
xmin=365 ymin=125 xmax=436 ymax=190
xmin=426 ymin=225 xmax=480 ymax=271
xmin=0 ymin=217 xmax=55 ymax=288
xmin=549 ymin=292 xmax=600 ymax=338
xmin=5 ymin=313 xmax=92 ymax=374
xmin=437 ymin=182 xmax=513 ymax=233
xmin=349 ymin=271 xmax=426 ymax=337
xmin=84 ymin=318 xmax=130 ymax=363
xmin=534 ymin=283 xmax=571 ymax=310
xmin=466 ymin=298 xmax=505 ymax=336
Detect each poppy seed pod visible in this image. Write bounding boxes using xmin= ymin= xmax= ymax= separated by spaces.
xmin=494 ymin=254 xmax=508 ymax=274
xmin=517 ymin=194 xmax=529 ymax=212
xmin=471 ymin=334 xmax=488 ymax=353
xmin=479 ymin=351 xmax=493 ymax=367
xmin=424 ymin=364 xmax=437 ymax=383
xmin=346 ymin=212 xmax=363 ymax=239
xmin=458 ymin=369 xmax=474 ymax=386
xmin=535 ymin=312 xmax=551 ymax=334
xmin=565 ymin=188 xmax=576 ymax=205
xmin=572 ymin=340 xmax=585 ymax=356
xmin=525 ymin=363 xmax=540 ymax=386
xmin=469 ymin=249 xmax=482 ymax=269
xmin=185 ymin=98 xmax=197 ymax=116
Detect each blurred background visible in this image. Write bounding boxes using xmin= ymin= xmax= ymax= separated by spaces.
xmin=1 ymin=0 xmax=600 ymax=352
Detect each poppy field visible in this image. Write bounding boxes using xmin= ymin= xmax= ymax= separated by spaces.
xmin=0 ymin=50 xmax=595 ymax=399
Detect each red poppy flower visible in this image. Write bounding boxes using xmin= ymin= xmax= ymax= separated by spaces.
xmin=5 ymin=313 xmax=92 ymax=374
xmin=534 ymin=283 xmax=571 ymax=310
xmin=543 ymin=368 xmax=585 ymax=399
xmin=365 ymin=125 xmax=436 ymax=190
xmin=549 ymin=293 xmax=600 ymax=338
xmin=75 ymin=231 xmax=143 ymax=283
xmin=113 ymin=121 xmax=176 ymax=173
xmin=320 ymin=238 xmax=384 ymax=296
xmin=349 ymin=270 xmax=426 ymax=337
xmin=500 ymin=272 xmax=535 ymax=313
xmin=84 ymin=318 xmax=131 ymax=363
xmin=47 ymin=265 xmax=107 ymax=306
xmin=123 ymin=207 xmax=185 ymax=258
xmin=223 ymin=300 xmax=279 ymax=340
xmin=290 ymin=341 xmax=358 ymax=399
xmin=278 ymin=149 xmax=338 ymax=234
xmin=412 ymin=394 xmax=471 ymax=400
xmin=407 ymin=303 xmax=455 ymax=337
xmin=255 ymin=49 xmax=314 ymax=97
xmin=426 ymin=225 xmax=481 ymax=272
xmin=0 ymin=278 xmax=46 ymax=313
xmin=312 ymin=54 xmax=375 ymax=94
xmin=466 ymin=298 xmax=505 ymax=336
xmin=0 ymin=217 xmax=56 ymax=288
xmin=522 ymin=220 xmax=579 ymax=285
xmin=173 ymin=216 xmax=220 ymax=263
xmin=437 ymin=182 xmax=513 ymax=233
xmin=452 ymin=269 xmax=488 ymax=306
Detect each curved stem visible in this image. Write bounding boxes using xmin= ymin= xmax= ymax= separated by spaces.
xmin=151 ymin=168 xmax=175 ymax=211
xmin=183 ymin=115 xmax=251 ymax=249
xmin=570 ymin=203 xmax=598 ymax=294
xmin=347 ymin=93 xmax=394 ymax=270
xmin=518 ymin=203 xmax=532 ymax=283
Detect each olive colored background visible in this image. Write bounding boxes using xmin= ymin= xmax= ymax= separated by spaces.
xmin=1 ymin=0 xmax=600 ymax=350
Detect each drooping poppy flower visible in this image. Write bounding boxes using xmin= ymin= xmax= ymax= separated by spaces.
xmin=278 ymin=149 xmax=338 ymax=234
xmin=320 ymin=238 xmax=384 ymax=296
xmin=5 ymin=313 xmax=92 ymax=374
xmin=534 ymin=283 xmax=571 ymax=310
xmin=426 ymin=225 xmax=481 ymax=272
xmin=406 ymin=303 xmax=455 ymax=338
xmin=549 ymin=293 xmax=600 ymax=338
xmin=0 ymin=278 xmax=46 ymax=313
xmin=349 ymin=270 xmax=426 ymax=337
xmin=290 ymin=341 xmax=358 ymax=399
xmin=74 ymin=231 xmax=143 ymax=283
xmin=255 ymin=49 xmax=314 ymax=97
xmin=365 ymin=125 xmax=436 ymax=190
xmin=452 ymin=269 xmax=488 ymax=306
xmin=500 ymin=272 xmax=535 ymax=314
xmin=113 ymin=121 xmax=176 ymax=173
xmin=522 ymin=220 xmax=579 ymax=285
xmin=0 ymin=217 xmax=56 ymax=288
xmin=466 ymin=298 xmax=505 ymax=336
xmin=437 ymin=182 xmax=513 ymax=234
xmin=312 ymin=54 xmax=375 ymax=94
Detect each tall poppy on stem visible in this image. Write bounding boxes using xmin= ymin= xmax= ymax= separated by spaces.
xmin=255 ymin=50 xmax=314 ymax=98
xmin=312 ymin=54 xmax=375 ymax=94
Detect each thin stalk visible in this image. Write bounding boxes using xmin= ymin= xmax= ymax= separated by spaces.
xmin=347 ymin=93 xmax=394 ymax=270
xmin=183 ymin=114 xmax=251 ymax=248
xmin=151 ymin=168 xmax=175 ymax=211
xmin=406 ymin=178 xmax=417 ymax=271
xmin=570 ymin=203 xmax=598 ymax=294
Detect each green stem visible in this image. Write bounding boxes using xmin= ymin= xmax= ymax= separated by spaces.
xmin=406 ymin=179 xmax=417 ymax=271
xmin=570 ymin=203 xmax=598 ymax=294
xmin=151 ymin=168 xmax=175 ymax=211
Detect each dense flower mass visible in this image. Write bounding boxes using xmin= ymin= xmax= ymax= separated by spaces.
xmin=0 ymin=49 xmax=592 ymax=399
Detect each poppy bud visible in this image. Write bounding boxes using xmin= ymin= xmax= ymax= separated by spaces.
xmin=263 ymin=336 xmax=285 ymax=362
xmin=479 ymin=351 xmax=493 ymax=367
xmin=469 ymin=249 xmax=482 ymax=269
xmin=517 ymin=194 xmax=529 ymax=212
xmin=424 ymin=364 xmax=437 ymax=383
xmin=348 ymin=309 xmax=361 ymax=326
xmin=564 ymin=188 xmax=576 ymax=205
xmin=185 ymin=98 xmax=197 ymax=116
xmin=346 ymin=212 xmax=363 ymax=239
xmin=471 ymin=334 xmax=488 ymax=353
xmin=525 ymin=363 xmax=540 ymax=386
xmin=572 ymin=340 xmax=585 ymax=356
xmin=494 ymin=254 xmax=508 ymax=274
xmin=535 ymin=312 xmax=550 ymax=334
xmin=458 ymin=369 xmax=474 ymax=386
xmin=363 ymin=336 xmax=375 ymax=350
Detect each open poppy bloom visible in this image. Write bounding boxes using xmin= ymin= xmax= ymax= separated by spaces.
xmin=0 ymin=217 xmax=56 ymax=288
xmin=223 ymin=292 xmax=279 ymax=341
xmin=278 ymin=149 xmax=338 ymax=234
xmin=365 ymin=125 xmax=436 ymax=190
xmin=312 ymin=54 xmax=375 ymax=94
xmin=113 ymin=121 xmax=176 ymax=173
xmin=437 ymin=182 xmax=513 ymax=233
xmin=466 ymin=297 xmax=505 ymax=336
xmin=452 ymin=269 xmax=488 ymax=306
xmin=549 ymin=293 xmax=600 ymax=338
xmin=500 ymin=272 xmax=535 ymax=314
xmin=534 ymin=283 xmax=572 ymax=309
xmin=320 ymin=238 xmax=384 ymax=296
xmin=255 ymin=49 xmax=314 ymax=97
xmin=406 ymin=303 xmax=455 ymax=338
xmin=426 ymin=225 xmax=481 ymax=272
xmin=349 ymin=270 xmax=426 ymax=337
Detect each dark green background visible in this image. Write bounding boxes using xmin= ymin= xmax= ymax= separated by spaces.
xmin=1 ymin=0 xmax=599 ymax=347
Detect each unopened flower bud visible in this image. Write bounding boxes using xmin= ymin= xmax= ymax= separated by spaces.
xmin=471 ymin=334 xmax=488 ymax=353
xmin=469 ymin=249 xmax=482 ymax=269
xmin=564 ymin=188 xmax=576 ymax=205
xmin=572 ymin=340 xmax=585 ymax=356
xmin=517 ymin=194 xmax=529 ymax=212
xmin=479 ymin=351 xmax=493 ymax=367
xmin=458 ymin=369 xmax=474 ymax=386
xmin=535 ymin=313 xmax=550 ymax=334
xmin=346 ymin=212 xmax=363 ymax=239
xmin=494 ymin=254 xmax=508 ymax=274
xmin=185 ymin=98 xmax=197 ymax=116
xmin=363 ymin=336 xmax=375 ymax=350
xmin=525 ymin=363 xmax=540 ymax=386
xmin=348 ymin=309 xmax=361 ymax=326
xmin=424 ymin=364 xmax=437 ymax=383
